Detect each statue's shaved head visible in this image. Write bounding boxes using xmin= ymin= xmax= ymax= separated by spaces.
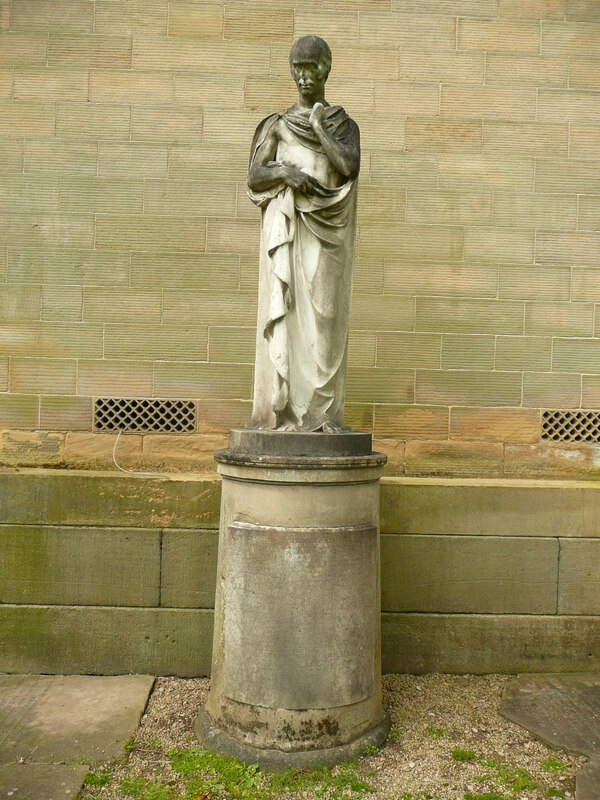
xmin=289 ymin=35 xmax=332 ymax=75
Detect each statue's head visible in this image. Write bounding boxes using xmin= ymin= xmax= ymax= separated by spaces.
xmin=289 ymin=35 xmax=331 ymax=98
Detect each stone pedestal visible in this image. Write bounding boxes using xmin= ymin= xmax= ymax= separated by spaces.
xmin=195 ymin=430 xmax=389 ymax=771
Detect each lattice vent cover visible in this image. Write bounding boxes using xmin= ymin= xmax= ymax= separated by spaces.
xmin=94 ymin=398 xmax=196 ymax=433
xmin=542 ymin=409 xmax=600 ymax=443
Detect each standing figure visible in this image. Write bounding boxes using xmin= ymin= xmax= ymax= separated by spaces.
xmin=247 ymin=35 xmax=360 ymax=432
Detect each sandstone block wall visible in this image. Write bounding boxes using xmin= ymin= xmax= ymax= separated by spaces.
xmin=1 ymin=1 xmax=600 ymax=476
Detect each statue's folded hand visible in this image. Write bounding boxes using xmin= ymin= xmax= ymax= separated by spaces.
xmin=283 ymin=166 xmax=319 ymax=194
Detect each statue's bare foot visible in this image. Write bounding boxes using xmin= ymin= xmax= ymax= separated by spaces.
xmin=276 ymin=421 xmax=298 ymax=432
xmin=321 ymin=420 xmax=344 ymax=434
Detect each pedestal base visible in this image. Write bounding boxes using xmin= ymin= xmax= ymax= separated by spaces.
xmin=198 ymin=430 xmax=387 ymax=770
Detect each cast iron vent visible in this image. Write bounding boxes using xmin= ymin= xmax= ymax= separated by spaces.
xmin=542 ymin=409 xmax=600 ymax=443
xmin=94 ymin=398 xmax=196 ymax=433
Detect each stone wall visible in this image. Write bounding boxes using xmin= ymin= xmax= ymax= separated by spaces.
xmin=2 ymin=469 xmax=600 ymax=676
xmin=1 ymin=1 xmax=600 ymax=477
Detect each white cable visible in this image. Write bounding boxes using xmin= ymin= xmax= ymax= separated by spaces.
xmin=112 ymin=428 xmax=164 ymax=478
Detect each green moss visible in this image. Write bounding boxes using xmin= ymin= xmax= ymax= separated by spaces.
xmin=425 ymin=726 xmax=445 ymax=739
xmin=452 ymin=748 xmax=476 ymax=762
xmin=389 ymin=727 xmax=402 ymax=742
xmin=546 ymin=789 xmax=565 ymax=798
xmin=364 ymin=743 xmax=379 ymax=756
xmin=120 ymin=777 xmax=172 ymax=800
xmin=84 ymin=768 xmax=112 ymax=787
xmin=464 ymin=794 xmax=507 ymax=800
xmin=542 ymin=758 xmax=569 ymax=776
xmin=123 ymin=733 xmax=137 ymax=754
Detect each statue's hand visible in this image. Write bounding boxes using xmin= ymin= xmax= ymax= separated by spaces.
xmin=309 ymin=102 xmax=325 ymax=130
xmin=283 ymin=166 xmax=318 ymax=194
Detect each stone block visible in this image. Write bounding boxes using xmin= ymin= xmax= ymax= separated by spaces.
xmin=98 ymin=143 xmax=168 ymax=178
xmin=482 ymin=121 xmax=568 ymax=155
xmin=369 ymin=152 xmax=437 ymax=188
xmin=569 ymin=58 xmax=600 ymax=89
xmin=405 ymin=440 xmax=504 ymax=478
xmin=525 ymin=300 xmax=593 ymax=336
xmin=153 ymin=362 xmax=253 ymax=400
xmin=346 ymin=368 xmax=414 ymax=404
xmin=537 ymin=231 xmax=600 ymax=266
xmin=464 ymin=226 xmax=535 ymax=263
xmin=439 ymin=154 xmax=534 ymax=191
xmin=358 ymin=12 xmax=456 ymax=49
xmin=169 ymin=2 xmax=223 ymax=38
xmin=416 ymin=297 xmax=524 ymax=335
xmin=95 ymin=214 xmax=206 ymax=252
xmin=583 ymin=375 xmax=600 ymax=407
xmin=384 ymin=263 xmax=497 ymax=298
xmin=499 ymin=265 xmax=571 ymax=301
xmin=0 ymin=605 xmax=213 ymax=676
xmin=131 ymin=106 xmax=203 ymax=142
xmin=0 ymin=322 xmax=102 ymax=359
xmin=40 ymin=396 xmax=92 ymax=431
xmin=0 ymin=212 xmax=94 ymax=249
xmin=553 ymin=338 xmax=600 ymax=373
xmin=89 ymin=69 xmax=172 ymax=104
xmin=499 ymin=0 xmax=566 ymax=18
xmin=24 ymin=139 xmax=98 ymax=176
xmin=416 ymin=370 xmax=522 ymax=406
xmin=64 ymin=432 xmax=143 ymax=469
xmin=441 ymin=334 xmax=495 ymax=369
xmin=196 ymin=399 xmax=252 ymax=434
xmin=133 ymin=37 xmax=268 ymax=73
xmin=522 ymin=372 xmax=582 ymax=408
xmin=405 ymin=119 xmax=482 ymax=153
xmin=174 ymin=74 xmax=244 ymax=109
xmin=8 ymin=248 xmax=128 ymax=286
xmin=10 ymin=357 xmax=76 ymax=395
xmin=0 ymin=430 xmax=64 ymax=466
xmin=59 ymin=177 xmax=144 ymax=214
xmin=41 ymin=285 xmax=83 ymax=322
xmin=0 ymin=67 xmax=12 ymax=99
xmin=493 ymin=192 xmax=576 ymax=230
xmin=358 ymin=186 xmax=406 ymax=221
xmin=82 ymin=288 xmax=162 ymax=323
xmin=162 ymin=291 xmax=257 ymax=326
xmin=354 ymin=114 xmax=406 ymax=151
xmin=161 ymin=529 xmax=218 ymax=608
xmin=382 ymin=613 xmax=600 ymax=673
xmin=0 ymin=357 xmax=6 ymax=391
xmin=142 ymin=434 xmax=227 ymax=471
xmin=538 ymin=90 xmax=600 ymax=123
xmin=11 ymin=0 xmax=94 ymax=31
xmin=440 ymin=86 xmax=536 ymax=120
xmin=374 ymin=405 xmax=449 ymax=440
xmin=504 ymin=443 xmax=598 ymax=478
xmin=0 ymin=765 xmax=87 ymax=799
xmin=0 ymin=100 xmax=54 ymax=137
xmin=226 ymin=7 xmax=293 ymax=40
xmin=458 ymin=18 xmax=540 ymax=52
xmin=169 ymin=145 xmax=247 ymax=180
xmin=131 ymin=252 xmax=239 ymax=291
xmin=344 ymin=403 xmax=374 ymax=431
xmin=0 ymin=32 xmax=47 ymax=65
xmin=399 ymin=51 xmax=485 ymax=84
xmin=0 ymin=470 xmax=221 ymax=529
xmin=56 ymin=102 xmax=130 ymax=139
xmin=374 ymin=82 xmax=438 ymax=115
xmin=95 ymin=0 xmax=168 ymax=34
xmin=330 ymin=46 xmax=399 ymax=81
xmin=496 ymin=335 xmax=552 ymax=371
xmin=207 ymin=327 xmax=252 ymax=365
xmin=349 ymin=294 xmax=414 ymax=331
xmin=376 ymin=332 xmax=441 ymax=370
xmin=381 ymin=534 xmax=558 ymax=613
xmin=559 ymin=539 xmax=600 ymax=614
xmin=572 ymin=267 xmax=600 ymax=301
xmin=360 ymin=222 xmax=463 ymax=261
xmin=486 ymin=54 xmax=567 ymax=86
xmin=406 ymin=189 xmax=491 ymax=225
xmin=567 ymin=0 xmax=600 ymax=20
xmin=294 ymin=10 xmax=358 ymax=45
xmin=103 ymin=323 xmax=207 ymax=361
xmin=0 ymin=285 xmax=41 ymax=321
xmin=206 ymin=218 xmax=259 ymax=255
xmin=0 ymin=138 xmax=23 ymax=173
xmin=570 ymin=124 xmax=600 ymax=158
xmin=13 ymin=67 xmax=88 ymax=101
xmin=0 ymin=394 xmax=38 ymax=429
xmin=77 ymin=359 xmax=153 ymax=397
xmin=48 ymin=33 xmax=132 ymax=68
xmin=0 ymin=175 xmax=59 ymax=212
xmin=0 ymin=525 xmax=160 ymax=606
xmin=578 ymin=195 xmax=600 ymax=231
xmin=542 ymin=20 xmax=600 ymax=56
xmin=393 ymin=0 xmax=497 ymax=15
xmin=450 ymin=407 xmax=540 ymax=444
xmin=144 ymin=180 xmax=235 ymax=217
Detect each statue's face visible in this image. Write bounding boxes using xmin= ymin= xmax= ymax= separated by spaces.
xmin=290 ymin=57 xmax=329 ymax=99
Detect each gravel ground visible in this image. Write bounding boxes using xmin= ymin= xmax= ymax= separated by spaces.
xmin=78 ymin=674 xmax=586 ymax=800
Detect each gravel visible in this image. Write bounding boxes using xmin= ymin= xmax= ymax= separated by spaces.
xmin=79 ymin=674 xmax=585 ymax=800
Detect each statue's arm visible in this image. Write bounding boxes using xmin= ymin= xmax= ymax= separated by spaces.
xmin=248 ymin=123 xmax=318 ymax=194
xmin=309 ymin=106 xmax=360 ymax=179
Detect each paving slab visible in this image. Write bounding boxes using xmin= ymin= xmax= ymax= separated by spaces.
xmin=0 ymin=674 xmax=154 ymax=799
xmin=500 ymin=673 xmax=600 ymax=800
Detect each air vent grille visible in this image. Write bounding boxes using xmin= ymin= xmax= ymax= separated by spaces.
xmin=542 ymin=409 xmax=600 ymax=443
xmin=94 ymin=398 xmax=196 ymax=433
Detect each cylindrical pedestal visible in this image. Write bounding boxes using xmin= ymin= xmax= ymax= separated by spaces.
xmin=196 ymin=431 xmax=389 ymax=771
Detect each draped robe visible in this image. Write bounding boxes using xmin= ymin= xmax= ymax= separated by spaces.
xmin=248 ymin=105 xmax=358 ymax=431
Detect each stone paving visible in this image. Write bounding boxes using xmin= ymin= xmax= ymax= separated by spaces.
xmin=0 ymin=675 xmax=154 ymax=800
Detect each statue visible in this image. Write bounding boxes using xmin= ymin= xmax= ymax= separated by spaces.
xmin=247 ymin=35 xmax=360 ymax=433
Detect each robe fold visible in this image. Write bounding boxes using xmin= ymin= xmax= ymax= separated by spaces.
xmin=248 ymin=105 xmax=358 ymax=431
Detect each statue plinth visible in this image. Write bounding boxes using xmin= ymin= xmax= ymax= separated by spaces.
xmin=195 ymin=430 xmax=389 ymax=771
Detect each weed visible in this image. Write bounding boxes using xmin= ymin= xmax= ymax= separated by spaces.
xmin=542 ymin=758 xmax=569 ymax=776
xmin=425 ymin=727 xmax=445 ymax=739
xmin=546 ymin=789 xmax=565 ymax=798
xmin=389 ymin=727 xmax=402 ymax=743
xmin=84 ymin=768 xmax=113 ymax=787
xmin=123 ymin=733 xmax=137 ymax=754
xmin=477 ymin=759 xmax=537 ymax=792
xmin=364 ymin=743 xmax=379 ymax=756
xmin=119 ymin=777 xmax=171 ymax=800
xmin=464 ymin=794 xmax=507 ymax=800
xmin=452 ymin=749 xmax=476 ymax=762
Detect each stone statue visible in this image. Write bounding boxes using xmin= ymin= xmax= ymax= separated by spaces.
xmin=247 ymin=35 xmax=360 ymax=433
